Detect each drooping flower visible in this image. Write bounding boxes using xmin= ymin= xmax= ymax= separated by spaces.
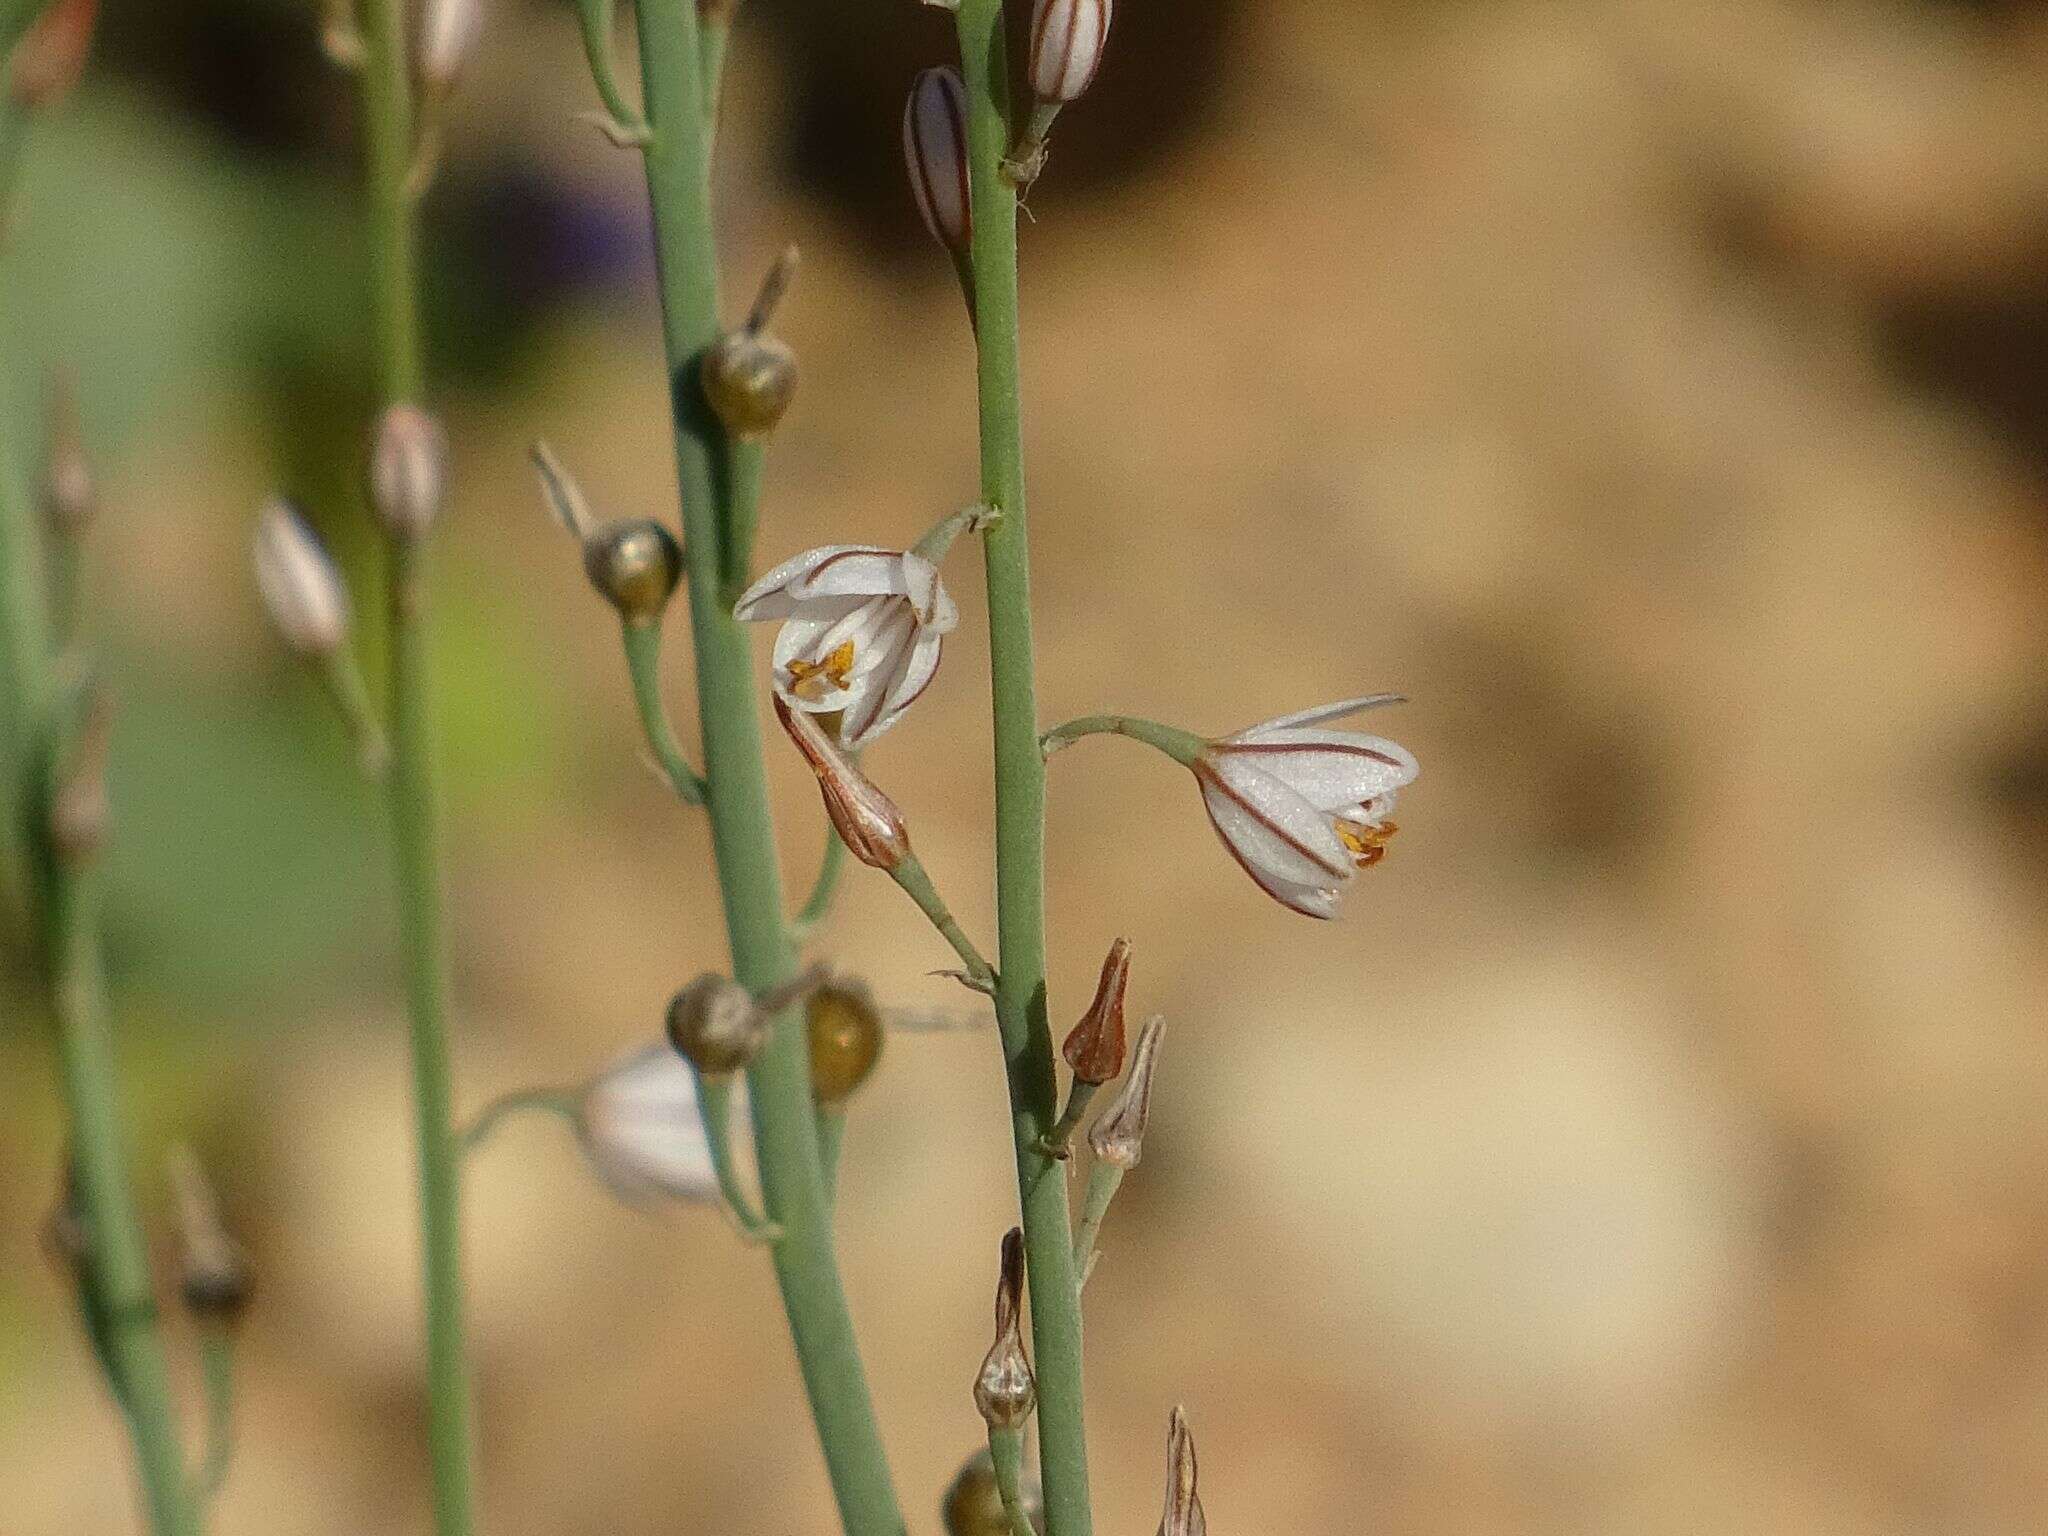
xmin=1194 ymin=694 xmax=1418 ymax=919
xmin=575 ymin=1044 xmax=720 ymax=1208
xmin=734 ymin=544 xmax=958 ymax=748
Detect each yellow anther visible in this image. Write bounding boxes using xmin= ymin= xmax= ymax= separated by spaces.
xmin=1336 ymin=818 xmax=1397 ymax=869
xmin=786 ymin=640 xmax=856 ymax=701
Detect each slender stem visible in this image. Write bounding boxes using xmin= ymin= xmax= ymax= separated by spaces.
xmin=1069 ymin=1162 xmax=1123 ymax=1286
xmin=193 ymin=1330 xmax=236 ymax=1504
xmin=953 ymin=4 xmax=1093 ymax=1533
xmin=889 ymin=854 xmax=996 ymax=991
xmin=690 ymin=1070 xmax=780 ymax=1240
xmin=719 ymin=439 xmax=762 ymax=601
xmin=318 ymin=648 xmax=391 ymax=780
xmin=629 ymin=4 xmax=903 ymax=1530
xmin=788 ymin=825 xmax=848 ymax=943
xmin=357 ymin=0 xmax=478 ymax=1526
xmin=1040 ymin=1080 xmax=1100 ymax=1160
xmin=817 ymin=1106 xmax=845 ymax=1205
xmin=1039 ymin=714 xmax=1204 ymax=765
xmin=698 ymin=3 xmax=732 ymax=127
xmin=458 ymin=1087 xmax=579 ymax=1154
xmin=985 ymin=1427 xmax=1040 ymax=1536
xmin=620 ymin=620 xmax=707 ymax=804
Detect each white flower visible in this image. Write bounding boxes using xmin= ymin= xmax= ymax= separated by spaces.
xmin=733 ymin=544 xmax=959 ymax=748
xmin=251 ymin=499 xmax=349 ymax=658
xmin=1193 ymin=694 xmax=1418 ymax=919
xmin=575 ymin=1045 xmax=721 ymax=1208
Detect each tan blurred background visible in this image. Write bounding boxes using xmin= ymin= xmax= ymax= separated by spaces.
xmin=7 ymin=0 xmax=2048 ymax=1531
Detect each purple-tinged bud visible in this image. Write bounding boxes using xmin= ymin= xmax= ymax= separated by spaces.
xmin=168 ymin=1145 xmax=253 ymax=1324
xmin=418 ymin=0 xmax=484 ymax=96
xmin=1088 ymin=1014 xmax=1164 ymax=1169
xmin=368 ymin=403 xmax=448 ymax=541
xmin=1028 ymin=0 xmax=1111 ymax=106
xmin=666 ymin=973 xmax=765 ymax=1077
xmin=252 ymin=500 xmax=350 ymax=659
xmin=973 ymin=1228 xmax=1035 ymax=1431
xmin=1062 ymin=936 xmax=1130 ymax=1084
xmin=1158 ymin=1406 xmax=1206 ymax=1536
xmin=903 ymin=67 xmax=971 ymax=255
xmin=807 ymin=976 xmax=884 ymax=1106
xmin=775 ymin=694 xmax=912 ymax=872
xmin=7 ymin=0 xmax=97 ymax=110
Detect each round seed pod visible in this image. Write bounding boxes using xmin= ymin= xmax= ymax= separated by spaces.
xmin=942 ymin=1447 xmax=1043 ymax=1536
xmin=666 ymin=975 xmax=764 ymax=1076
xmin=583 ymin=519 xmax=683 ymax=625
xmin=806 ymin=977 xmax=884 ymax=1106
xmin=702 ymin=330 xmax=798 ymax=439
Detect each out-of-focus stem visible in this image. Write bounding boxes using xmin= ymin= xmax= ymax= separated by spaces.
xmin=629 ymin=2 xmax=904 ymax=1530
xmin=193 ymin=1331 xmax=236 ymax=1503
xmin=952 ymin=1 xmax=1094 ymax=1532
xmin=620 ymin=620 xmax=707 ymax=804
xmin=355 ymin=0 xmax=478 ymax=1529
xmin=789 ymin=825 xmax=848 ymax=943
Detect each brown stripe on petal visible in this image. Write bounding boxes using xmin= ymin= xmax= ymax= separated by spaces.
xmin=1215 ymin=739 xmax=1408 ymax=770
xmin=1193 ymin=760 xmax=1353 ymax=881
xmin=944 ymin=73 xmax=971 ymax=243
xmin=1202 ymin=793 xmax=1341 ymax=918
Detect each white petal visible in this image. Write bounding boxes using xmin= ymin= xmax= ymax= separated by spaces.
xmin=842 ymin=627 xmax=944 ymax=748
xmin=792 ymin=548 xmax=922 ymax=603
xmin=900 ymin=552 xmax=959 ymax=634
xmin=1242 ymin=863 xmax=1344 ymax=920
xmin=829 ymin=610 xmax=918 ymax=744
xmin=578 ymin=1045 xmax=719 ymax=1207
xmin=1198 ymin=758 xmax=1353 ymax=886
xmin=734 ymin=544 xmax=894 ymax=622
xmin=1231 ymin=693 xmax=1407 ymax=737
xmin=1210 ymin=729 xmax=1418 ymax=813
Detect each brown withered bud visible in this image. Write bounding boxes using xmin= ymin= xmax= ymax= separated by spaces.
xmin=973 ymin=1227 xmax=1035 ymax=1431
xmin=40 ymin=372 xmax=93 ymax=537
xmin=1088 ymin=1014 xmax=1165 ymax=1170
xmin=666 ymin=973 xmax=765 ymax=1077
xmin=368 ymin=403 xmax=448 ymax=541
xmin=583 ymin=519 xmax=683 ymax=625
xmin=807 ymin=976 xmax=884 ymax=1106
xmin=168 ymin=1145 xmax=253 ymax=1324
xmin=49 ymin=687 xmax=112 ymax=865
xmin=7 ymin=0 xmax=97 ymax=110
xmin=942 ymin=1447 xmax=1044 ymax=1536
xmin=1062 ymin=936 xmax=1131 ymax=1084
xmin=774 ymin=694 xmax=911 ymax=872
xmin=1158 ymin=1406 xmax=1206 ymax=1536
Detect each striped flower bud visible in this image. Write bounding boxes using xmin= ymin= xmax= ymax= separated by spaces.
xmin=903 ymin=66 xmax=970 ymax=254
xmin=369 ymin=403 xmax=448 ymax=541
xmin=1028 ymin=0 xmax=1111 ymax=106
xmin=774 ymin=694 xmax=912 ymax=872
xmin=418 ymin=0 xmax=484 ymax=97
xmin=252 ymin=500 xmax=350 ymax=659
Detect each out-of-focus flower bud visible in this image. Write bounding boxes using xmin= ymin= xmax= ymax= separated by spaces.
xmin=583 ymin=519 xmax=683 ymax=624
xmin=417 ymin=0 xmax=483 ymax=97
xmin=904 ymin=66 xmax=971 ymax=254
xmin=806 ymin=975 xmax=884 ymax=1106
xmin=974 ymin=1227 xmax=1036 ymax=1431
xmin=774 ymin=694 xmax=913 ymax=872
xmin=368 ymin=403 xmax=447 ymax=542
xmin=1028 ymin=0 xmax=1111 ymax=105
xmin=49 ymin=687 xmax=111 ymax=864
xmin=942 ymin=1447 xmax=1044 ymax=1536
xmin=40 ymin=372 xmax=92 ymax=537
xmin=1088 ymin=1014 xmax=1164 ymax=1169
xmin=703 ymin=244 xmax=800 ymax=440
xmin=168 ymin=1146 xmax=253 ymax=1325
xmin=666 ymin=973 xmax=765 ymax=1077
xmin=575 ymin=1044 xmax=721 ymax=1208
xmin=252 ymin=500 xmax=350 ymax=659
xmin=1062 ymin=936 xmax=1130 ymax=1084
xmin=7 ymin=0 xmax=97 ymax=110
xmin=1158 ymin=1406 xmax=1206 ymax=1536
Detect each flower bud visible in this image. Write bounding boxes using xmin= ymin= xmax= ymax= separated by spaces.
xmin=774 ymin=694 xmax=912 ymax=872
xmin=252 ymin=500 xmax=350 ymax=659
xmin=702 ymin=330 xmax=798 ymax=439
xmin=942 ymin=1447 xmax=1043 ymax=1536
xmin=40 ymin=372 xmax=93 ymax=537
xmin=1062 ymin=936 xmax=1130 ymax=1084
xmin=904 ymin=66 xmax=971 ymax=254
xmin=168 ymin=1145 xmax=253 ymax=1325
xmin=1028 ymin=0 xmax=1112 ymax=106
xmin=974 ymin=1227 xmax=1036 ymax=1430
xmin=1088 ymin=1014 xmax=1164 ymax=1169
xmin=665 ymin=973 xmax=765 ymax=1077
xmin=368 ymin=403 xmax=447 ymax=541
xmin=583 ymin=518 xmax=683 ymax=624
xmin=7 ymin=0 xmax=97 ymax=110
xmin=418 ymin=0 xmax=484 ymax=97
xmin=1158 ymin=1406 xmax=1206 ymax=1536
xmin=807 ymin=975 xmax=884 ymax=1106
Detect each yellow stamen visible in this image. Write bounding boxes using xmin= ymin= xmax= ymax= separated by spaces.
xmin=1336 ymin=818 xmax=1397 ymax=869
xmin=786 ymin=640 xmax=856 ymax=701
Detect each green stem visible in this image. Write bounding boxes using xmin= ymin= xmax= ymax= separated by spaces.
xmin=690 ymin=1070 xmax=780 ymax=1240
xmin=1069 ymin=1162 xmax=1123 ymax=1287
xmin=1039 ymin=714 xmax=1204 ymax=765
xmin=719 ymin=437 xmax=761 ymax=601
xmin=620 ymin=620 xmax=707 ymax=804
xmin=629 ymin=3 xmax=903 ymax=1530
xmin=698 ymin=5 xmax=731 ymax=128
xmin=986 ymin=1427 xmax=1040 ymax=1536
xmin=817 ymin=1105 xmax=845 ymax=1206
xmin=890 ymin=854 xmax=996 ymax=991
xmin=357 ymin=0 xmax=477 ymax=1525
xmin=952 ymin=4 xmax=1093 ymax=1533
xmin=193 ymin=1330 xmax=236 ymax=1504
xmin=788 ymin=825 xmax=848 ymax=943
xmin=1039 ymin=1080 xmax=1099 ymax=1160
xmin=458 ymin=1087 xmax=579 ymax=1154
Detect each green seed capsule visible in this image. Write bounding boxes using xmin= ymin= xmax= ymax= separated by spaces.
xmin=807 ymin=978 xmax=884 ymax=1105
xmin=702 ymin=330 xmax=798 ymax=439
xmin=666 ymin=974 xmax=764 ymax=1076
xmin=583 ymin=519 xmax=683 ymax=624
